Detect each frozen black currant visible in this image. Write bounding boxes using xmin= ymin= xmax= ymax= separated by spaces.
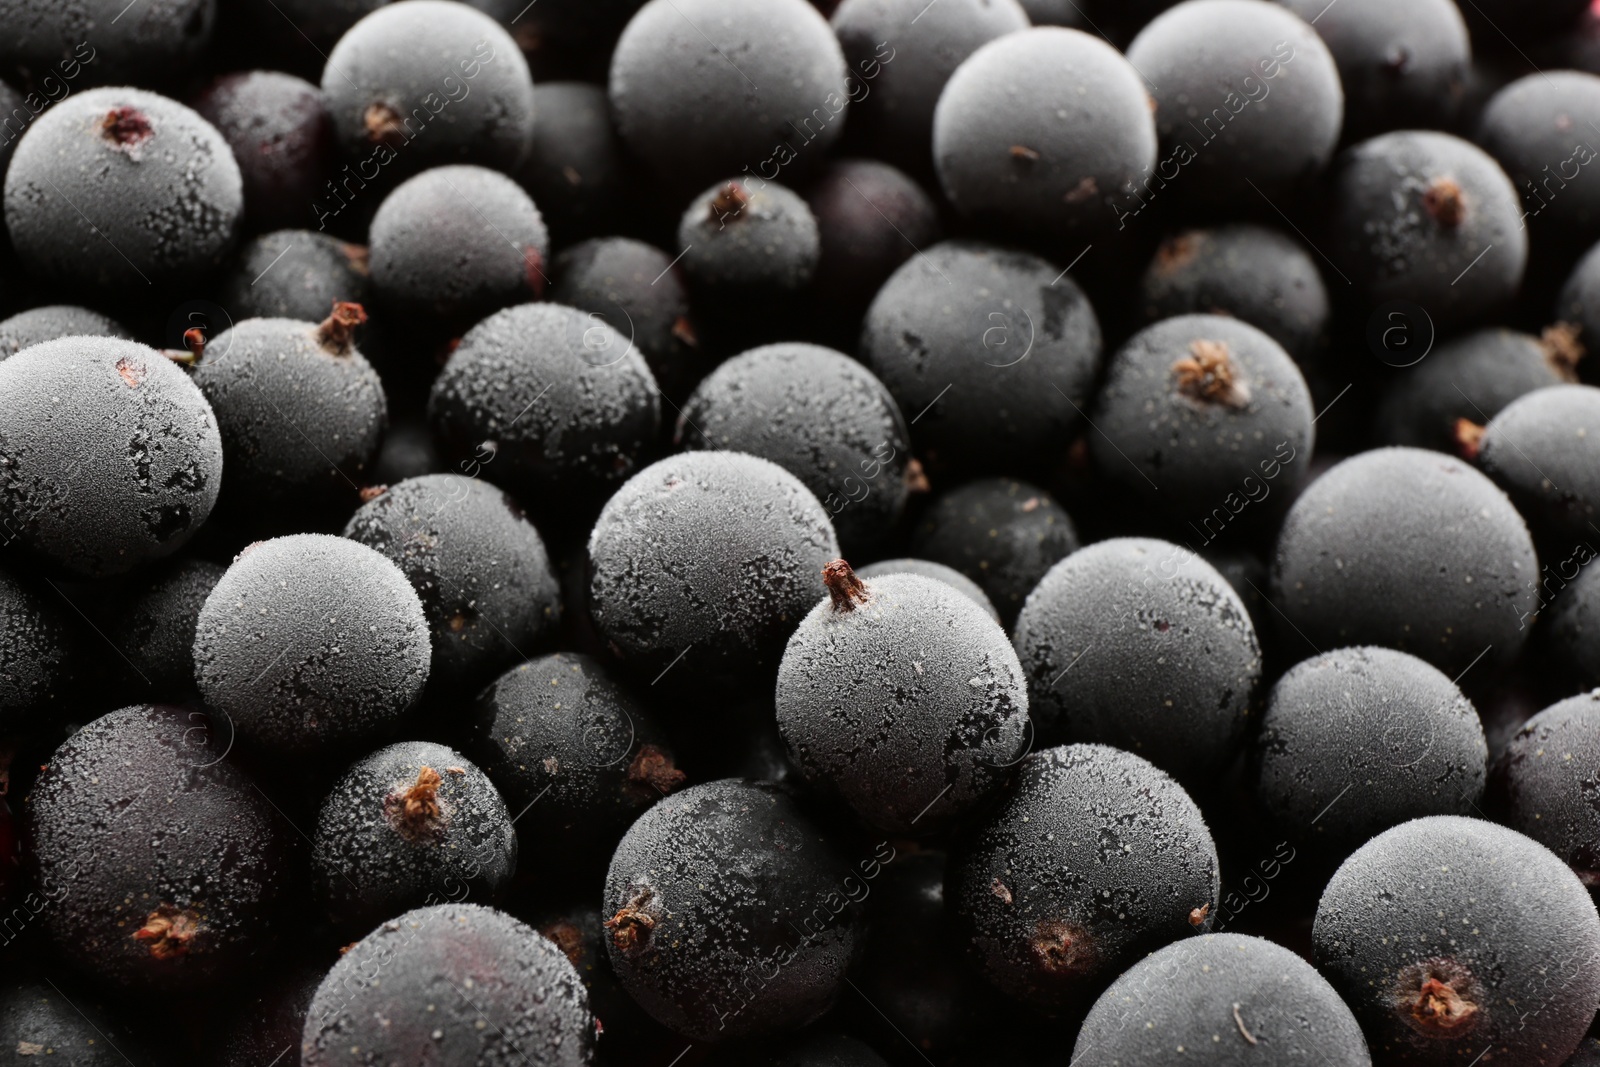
xmin=1013 ymin=539 xmax=1261 ymax=782
xmin=804 ymin=159 xmax=942 ymax=317
xmin=1073 ymin=933 xmax=1372 ymax=1066
xmin=193 ymin=304 xmax=386 ymax=533
xmin=1492 ymin=691 xmax=1600 ymax=888
xmin=26 ymin=704 xmax=293 ymax=990
xmin=0 ymin=305 xmax=129 ymax=358
xmin=0 ymin=980 xmax=151 ymax=1066
xmin=1271 ymin=448 xmax=1537 ymax=675
xmin=678 ymin=343 xmax=910 ymax=553
xmin=312 ymin=741 xmax=516 ymax=928
xmin=1546 ymin=564 xmax=1600 ymax=690
xmin=776 ymin=562 xmax=1028 ymax=834
xmin=1255 ymin=646 xmax=1488 ymax=854
xmin=860 ymin=241 xmax=1102 ymax=477
xmin=950 ymin=744 xmax=1219 ymax=1011
xmin=1314 ymin=816 xmax=1600 ymax=1065
xmin=1474 ymin=385 xmax=1600 ymax=556
xmin=344 ymin=474 xmax=561 ymax=689
xmin=105 ymin=558 xmax=225 ymax=698
xmin=677 ymin=179 xmax=821 ymax=295
xmin=218 ymin=230 xmax=371 ymax=323
xmin=517 ymin=82 xmax=625 ymax=244
xmin=0 ymin=337 xmax=223 ymax=577
xmin=909 ymin=478 xmax=1081 ymax=628
xmin=301 ymin=903 xmax=593 ymax=1067
xmin=1476 ymin=72 xmax=1600 ymax=251
xmin=216 ymin=966 xmax=324 ymax=1067
xmin=587 ymin=452 xmax=840 ymax=687
xmin=0 ymin=564 xmax=75 ymax=736
xmin=857 ymin=558 xmax=999 ymax=621
xmin=193 ymin=70 xmax=332 ymax=233
xmin=532 ymin=903 xmax=674 ymax=1058
xmin=0 ymin=2 xmax=210 ymax=89
xmin=192 ymin=534 xmax=431 ymax=754
xmin=1561 ymin=240 xmax=1600 ymax=362
xmin=602 ymin=778 xmax=862 ymax=1041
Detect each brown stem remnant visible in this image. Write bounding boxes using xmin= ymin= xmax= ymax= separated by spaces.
xmin=1010 ymin=144 xmax=1041 ymax=162
xmin=1396 ymin=958 xmax=1482 ymax=1037
xmin=991 ymin=878 xmax=1013 ymax=905
xmin=823 ymin=559 xmax=870 ymax=613
xmin=101 ymin=106 xmax=153 ymax=150
xmin=1422 ymin=177 xmax=1467 ymax=228
xmin=1454 ymin=417 xmax=1486 ymax=460
xmin=386 ymin=766 xmax=444 ymax=839
xmin=183 ymin=327 xmax=207 ymax=362
xmin=1030 ymin=919 xmax=1092 ymax=975
xmin=133 ymin=905 xmax=200 ymax=959
xmin=316 ymin=301 xmax=367 ymax=355
xmin=627 ymin=744 xmax=686 ymax=796
xmin=1155 ymin=233 xmax=1199 ymax=274
xmin=1542 ymin=322 xmax=1586 ymax=380
xmin=1189 ymin=903 xmax=1210 ymax=926
xmin=1411 ymin=977 xmax=1480 ymax=1033
xmin=604 ymin=887 xmax=659 ymax=957
xmin=363 ymin=101 xmax=407 ymax=148
xmin=359 ymin=485 xmax=388 ymax=503
xmin=709 ymin=181 xmax=750 ymax=225
xmin=903 ymin=457 xmax=930 ymax=493
xmin=341 ymin=243 xmax=371 ymax=276
xmin=671 ymin=316 xmax=699 ymax=348
xmin=1173 ymin=339 xmax=1250 ymax=409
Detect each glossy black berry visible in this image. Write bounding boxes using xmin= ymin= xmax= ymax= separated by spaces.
xmin=1314 ymin=816 xmax=1600 ymax=1066
xmin=26 ymin=704 xmax=292 ymax=990
xmin=344 ymin=474 xmax=560 ymax=689
xmin=471 ymin=652 xmax=685 ymax=856
xmin=218 ymin=230 xmax=371 ymax=323
xmin=1476 ymin=385 xmax=1600 ymax=555
xmin=1090 ymin=314 xmax=1315 ymax=516
xmin=587 ymin=452 xmax=839 ymax=687
xmin=312 ymin=741 xmax=516 ymax=928
xmin=193 ymin=305 xmax=386 ymax=532
xmin=860 ymin=241 xmax=1102 ymax=477
xmin=933 ymin=28 xmax=1156 ymax=238
xmin=678 ymin=343 xmax=910 ymax=553
xmin=776 ymin=562 xmax=1028 ymax=834
xmin=193 ymin=71 xmax=331 ymax=234
xmin=909 ymin=478 xmax=1081 ymax=628
xmin=0 ymin=305 xmax=129 ymax=358
xmin=1013 ymin=538 xmax=1262 ymax=781
xmin=1330 ymin=131 xmax=1527 ymax=330
xmin=951 ymin=744 xmax=1219 ymax=1011
xmin=1271 ymin=448 xmax=1537 ymax=675
xmin=0 ymin=337 xmax=223 ymax=577
xmin=193 ymin=534 xmax=431 ymax=754
xmin=428 ymin=302 xmax=661 ymax=509
xmin=301 ymin=903 xmax=593 ymax=1067
xmin=608 ymin=0 xmax=848 ymax=193
xmin=4 ymin=88 xmax=242 ymax=293
xmin=804 ymin=159 xmax=942 ymax=316
xmin=602 ymin=778 xmax=862 ymax=1041
xmin=516 ymin=82 xmax=625 ymax=244
xmin=371 ymin=418 xmax=444 ymax=486
xmin=106 ymin=558 xmax=225 ymax=698
xmin=857 ymin=558 xmax=998 ymax=621
xmin=1255 ymin=646 xmax=1488 ymax=854
xmin=1492 ymin=691 xmax=1600 ymax=889
xmin=369 ymin=165 xmax=550 ymax=330
xmin=1138 ymin=225 xmax=1330 ymax=362
xmin=320 ymin=1 xmax=535 ymax=180
xmin=678 ymin=179 xmax=821 ymax=295
xmin=1073 ymin=933 xmax=1372 ymax=1066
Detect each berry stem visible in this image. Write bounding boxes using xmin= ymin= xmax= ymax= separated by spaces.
xmin=604 ymin=887 xmax=659 ymax=957
xmin=132 ymin=905 xmax=200 ymax=959
xmin=386 ymin=766 xmax=444 ymax=839
xmin=316 ymin=301 xmax=368 ymax=355
xmin=1172 ymin=339 xmax=1250 ymax=409
xmin=626 ymin=743 xmax=686 ymax=796
xmin=1422 ymin=177 xmax=1467 ymax=228
xmin=822 ymin=559 xmax=870 ymax=613
xmin=1541 ymin=322 xmax=1586 ymax=380
xmin=1454 ymin=417 xmax=1486 ymax=460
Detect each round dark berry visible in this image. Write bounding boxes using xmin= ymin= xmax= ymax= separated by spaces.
xmin=804 ymin=159 xmax=942 ymax=314
xmin=587 ymin=452 xmax=840 ymax=687
xmin=320 ymin=1 xmax=535 ymax=179
xmin=776 ymin=562 xmax=1028 ymax=834
xmin=216 ymin=966 xmax=323 ymax=1067
xmin=516 ymin=82 xmax=625 ymax=244
xmin=1013 ymin=538 xmax=1262 ymax=781
xmin=933 ymin=28 xmax=1156 ymax=238
xmin=1138 ymin=225 xmax=1330 ymax=362
xmin=0 ymin=2 xmax=212 ymax=90
xmin=0 ymin=564 xmax=75 ymax=735
xmin=1546 ymin=563 xmax=1600 ymax=690
xmin=1073 ymin=933 xmax=1372 ymax=1066
xmin=909 ymin=478 xmax=1081 ymax=628
xmin=371 ymin=418 xmax=444 ymax=486
xmin=428 ymin=302 xmax=661 ymax=507
xmin=312 ymin=741 xmax=516 ymax=928
xmin=301 ymin=903 xmax=593 ymax=1067
xmin=26 ymin=704 xmax=293 ymax=990
xmin=860 ymin=241 xmax=1102 ymax=477
xmin=218 ymin=230 xmax=371 ymax=324
xmin=951 ymin=744 xmax=1219 ymax=1011
xmin=0 ymin=305 xmax=129 ymax=358
xmin=193 ymin=71 xmax=331 ymax=234
xmin=602 ymin=778 xmax=862 ymax=1041
xmin=1271 ymin=448 xmax=1537 ymax=675
xmin=3 ymin=87 xmax=242 ymax=293
xmin=608 ymin=0 xmax=848 ymax=193
xmin=192 ymin=534 xmax=431 ymax=754
xmin=0 ymin=980 xmax=150 ymax=1066
xmin=677 ymin=179 xmax=821 ymax=295
xmin=1330 ymin=131 xmax=1528 ymax=330
xmin=531 ymin=903 xmax=674 ymax=1058
xmin=369 ymin=165 xmax=550 ymax=330
xmin=678 ymin=343 xmax=910 ymax=553
xmin=193 ymin=305 xmax=386 ymax=532
xmin=857 ymin=558 xmax=999 ymax=621
xmin=1477 ymin=72 xmax=1600 ymax=248
xmin=1127 ymin=0 xmax=1343 ymax=202
xmin=1314 ymin=816 xmax=1600 ymax=1066
xmin=467 ymin=0 xmax=645 ymax=80
xmin=471 ymin=652 xmax=685 ymax=855
xmin=1279 ymin=0 xmax=1469 ymax=141
xmin=344 ymin=475 xmax=560 ymax=689
xmin=1375 ymin=327 xmax=1580 ymax=452
xmin=106 ymin=558 xmax=225 ymax=698
xmin=0 ymin=337 xmax=223 ymax=577
xmin=1560 ymin=240 xmax=1600 ymax=360
xmin=1476 ymin=385 xmax=1600 ymax=555
xmin=1493 ymin=690 xmax=1600 ymax=889
xmin=1255 ymin=646 xmax=1488 ymax=854
xmin=831 ymin=0 xmax=1028 ymax=171
xmin=1090 ymin=314 xmax=1315 ymax=516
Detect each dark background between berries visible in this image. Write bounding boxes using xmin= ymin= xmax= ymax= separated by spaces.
xmin=0 ymin=0 xmax=1598 ymax=1064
